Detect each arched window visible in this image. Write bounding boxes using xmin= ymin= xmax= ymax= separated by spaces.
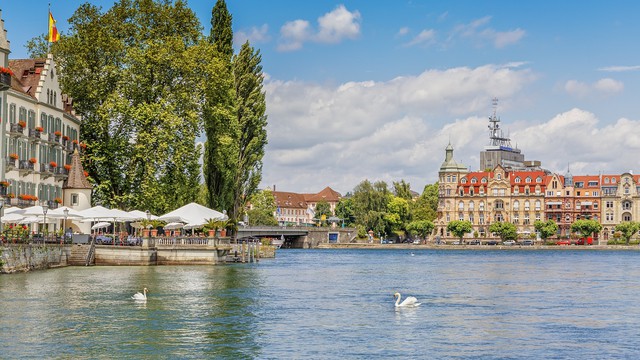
xmin=513 ymin=200 xmax=520 ymax=210
xmin=458 ymin=201 xmax=464 ymax=210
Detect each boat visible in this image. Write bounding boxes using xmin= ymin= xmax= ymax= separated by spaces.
xmin=272 ymin=235 xmax=284 ymax=249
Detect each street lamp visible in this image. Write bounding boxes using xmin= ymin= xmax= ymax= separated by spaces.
xmin=145 ymin=210 xmax=151 ymax=237
xmin=63 ymin=208 xmax=69 ymax=245
xmin=42 ymin=203 xmax=49 ymax=245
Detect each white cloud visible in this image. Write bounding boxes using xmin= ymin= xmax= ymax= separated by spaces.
xmin=397 ymin=26 xmax=410 ymax=36
xmin=598 ymin=65 xmax=640 ymax=72
xmin=235 ymin=24 xmax=270 ymax=47
xmin=404 ymin=29 xmax=436 ymax=47
xmin=278 ymin=19 xmax=311 ymax=51
xmin=564 ymin=78 xmax=624 ymax=98
xmin=278 ymin=5 xmax=361 ymax=51
xmin=261 ymin=64 xmax=536 ymax=193
xmin=449 ymin=16 xmax=525 ymax=48
xmin=316 ymin=5 xmax=361 ymax=43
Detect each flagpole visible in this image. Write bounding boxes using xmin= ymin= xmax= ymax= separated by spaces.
xmin=47 ymin=3 xmax=51 ymax=54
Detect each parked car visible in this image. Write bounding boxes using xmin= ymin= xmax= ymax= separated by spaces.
xmin=556 ymin=239 xmax=571 ymax=245
xmin=502 ymin=240 xmax=516 ymax=246
xmin=467 ymin=240 xmax=481 ymax=245
xmin=486 ymin=240 xmax=498 ymax=245
xmin=576 ymin=237 xmax=593 ymax=245
xmin=522 ymin=240 xmax=534 ymax=246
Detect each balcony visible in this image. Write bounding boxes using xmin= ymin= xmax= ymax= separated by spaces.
xmin=40 ymin=163 xmax=53 ymax=178
xmin=6 ymin=158 xmax=16 ymax=171
xmin=9 ymin=123 xmax=24 ymax=136
xmin=18 ymin=160 xmax=34 ymax=175
xmin=53 ymin=166 xmax=68 ymax=179
xmin=28 ymin=128 xmax=42 ymax=142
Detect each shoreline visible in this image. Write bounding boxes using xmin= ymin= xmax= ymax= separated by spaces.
xmin=316 ymin=243 xmax=640 ymax=250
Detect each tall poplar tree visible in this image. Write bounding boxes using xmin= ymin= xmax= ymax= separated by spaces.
xmin=204 ymin=0 xmax=238 ymax=212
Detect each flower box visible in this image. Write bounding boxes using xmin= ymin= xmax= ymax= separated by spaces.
xmin=54 ymin=131 xmax=62 ymax=137
xmin=0 ymin=67 xmax=11 ymax=91
xmin=64 ymin=164 xmax=72 ymax=171
xmin=0 ymin=181 xmax=9 ymax=187
xmin=54 ymin=197 xmax=62 ymax=204
xmin=6 ymin=193 xmax=15 ymax=199
xmin=50 ymin=161 xmax=58 ymax=168
xmin=18 ymin=120 xmax=26 ymax=128
xmin=28 ymin=157 xmax=37 ymax=164
xmin=35 ymin=126 xmax=44 ymax=132
xmin=62 ymin=135 xmax=69 ymax=141
xmin=9 ymin=153 xmax=18 ymax=160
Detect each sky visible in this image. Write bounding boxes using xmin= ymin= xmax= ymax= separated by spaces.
xmin=3 ymin=1 xmax=640 ymax=196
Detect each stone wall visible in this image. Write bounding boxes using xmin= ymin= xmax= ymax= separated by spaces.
xmin=0 ymin=245 xmax=68 ymax=274
xmin=300 ymin=228 xmax=357 ymax=248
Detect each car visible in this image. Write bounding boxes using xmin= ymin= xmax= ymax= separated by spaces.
xmin=522 ymin=240 xmax=534 ymax=246
xmin=486 ymin=240 xmax=498 ymax=245
xmin=576 ymin=237 xmax=593 ymax=245
xmin=556 ymin=239 xmax=571 ymax=245
xmin=502 ymin=240 xmax=516 ymax=246
xmin=467 ymin=240 xmax=481 ymax=245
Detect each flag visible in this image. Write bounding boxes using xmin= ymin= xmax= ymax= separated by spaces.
xmin=48 ymin=11 xmax=60 ymax=43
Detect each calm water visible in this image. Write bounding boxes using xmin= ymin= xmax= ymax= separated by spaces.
xmin=1 ymin=249 xmax=640 ymax=359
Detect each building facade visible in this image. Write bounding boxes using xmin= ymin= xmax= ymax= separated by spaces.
xmin=0 ymin=11 xmax=91 ymax=233
xmin=272 ymin=186 xmax=342 ymax=226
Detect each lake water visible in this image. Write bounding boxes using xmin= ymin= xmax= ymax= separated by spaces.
xmin=1 ymin=248 xmax=640 ymax=359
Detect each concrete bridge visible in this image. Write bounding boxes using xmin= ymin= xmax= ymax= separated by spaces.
xmin=236 ymin=226 xmax=357 ymax=248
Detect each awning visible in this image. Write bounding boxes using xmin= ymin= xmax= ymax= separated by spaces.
xmin=546 ymin=202 xmax=562 ymax=205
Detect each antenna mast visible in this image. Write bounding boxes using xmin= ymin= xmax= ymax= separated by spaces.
xmin=487 ymin=98 xmax=512 ymax=148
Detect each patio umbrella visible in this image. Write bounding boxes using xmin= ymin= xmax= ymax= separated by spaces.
xmin=2 ymin=213 xmax=24 ymax=223
xmin=164 ymin=222 xmax=184 ymax=230
xmin=91 ymin=222 xmax=111 ymax=230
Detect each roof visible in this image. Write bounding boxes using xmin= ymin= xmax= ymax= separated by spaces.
xmin=273 ymin=186 xmax=342 ymax=209
xmin=304 ymin=186 xmax=342 ymax=202
xmin=63 ymin=150 xmax=92 ymax=189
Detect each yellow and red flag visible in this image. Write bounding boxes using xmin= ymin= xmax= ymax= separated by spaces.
xmin=48 ymin=11 xmax=60 ymax=42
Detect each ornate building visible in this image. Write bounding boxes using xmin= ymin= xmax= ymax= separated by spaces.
xmin=272 ymin=186 xmax=342 ymax=226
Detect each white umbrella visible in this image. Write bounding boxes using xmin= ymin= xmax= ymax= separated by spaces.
xmin=2 ymin=213 xmax=24 ymax=223
xmin=164 ymin=222 xmax=184 ymax=230
xmin=158 ymin=202 xmax=225 ymax=224
xmin=91 ymin=222 xmax=111 ymax=230
xmin=183 ymin=222 xmax=205 ymax=230
xmin=76 ymin=206 xmax=137 ymax=220
xmin=47 ymin=206 xmax=85 ymax=219
xmin=4 ymin=207 xmax=23 ymax=214
xmin=19 ymin=216 xmax=56 ymax=225
xmin=128 ymin=210 xmax=159 ymax=220
xmin=17 ymin=205 xmax=47 ymax=216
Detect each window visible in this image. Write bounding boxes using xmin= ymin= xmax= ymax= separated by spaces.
xmin=515 ymin=177 xmax=521 ymax=183
xmin=71 ymin=194 xmax=79 ymax=206
xmin=588 ymin=181 xmax=598 ymax=187
xmin=536 ymin=176 xmax=542 ymax=183
xmin=604 ymin=177 xmax=610 ymax=184
xmin=497 ymin=174 xmax=502 ymax=180
xmin=495 ymin=213 xmax=504 ymax=222
xmin=479 ymin=202 xmax=485 ymax=211
xmin=524 ymin=213 xmax=530 ymax=225
xmin=460 ymin=189 xmax=464 ymax=196
xmin=606 ymin=201 xmax=613 ymax=208
xmin=479 ymin=213 xmax=485 ymax=224
xmin=535 ymin=200 xmax=541 ymax=211
xmin=592 ymin=191 xmax=598 ymax=197
xmin=458 ymin=201 xmax=464 ymax=210
xmin=469 ymin=201 xmax=475 ymax=210
xmin=524 ymin=201 xmax=530 ymax=211
xmin=526 ymin=177 xmax=531 ymax=183
xmin=623 ymin=201 xmax=632 ymax=210
xmin=471 ymin=178 xmax=477 ymax=184
xmin=623 ymin=214 xmax=632 ymax=222
xmin=458 ymin=213 xmax=464 ymax=221
xmin=469 ymin=213 xmax=474 ymax=224
xmin=482 ymin=178 xmax=487 ymax=183
xmin=513 ymin=187 xmax=519 ymax=195
xmin=470 ymin=187 xmax=474 ymax=196
xmin=513 ymin=214 xmax=519 ymax=224
xmin=461 ymin=178 xmax=467 ymax=184
xmin=513 ymin=200 xmax=520 ymax=210
xmin=495 ymin=200 xmax=504 ymax=210
xmin=606 ymin=212 xmax=613 ymax=221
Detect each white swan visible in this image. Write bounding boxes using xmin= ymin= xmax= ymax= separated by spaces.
xmin=132 ymin=288 xmax=148 ymax=301
xmin=394 ymin=292 xmax=420 ymax=307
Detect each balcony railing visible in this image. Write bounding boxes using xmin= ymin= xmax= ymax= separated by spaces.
xmin=28 ymin=128 xmax=42 ymax=141
xmin=9 ymin=123 xmax=24 ymax=136
xmin=18 ymin=160 xmax=35 ymax=173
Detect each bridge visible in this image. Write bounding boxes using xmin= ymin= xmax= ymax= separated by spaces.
xmin=236 ymin=226 xmax=356 ymax=248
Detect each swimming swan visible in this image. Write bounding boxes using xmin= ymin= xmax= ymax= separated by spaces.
xmin=132 ymin=288 xmax=148 ymax=301
xmin=394 ymin=292 xmax=420 ymax=307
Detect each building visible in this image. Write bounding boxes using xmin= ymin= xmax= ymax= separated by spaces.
xmin=0 ymin=10 xmax=91 ymax=233
xmin=272 ymin=186 xmax=342 ymax=226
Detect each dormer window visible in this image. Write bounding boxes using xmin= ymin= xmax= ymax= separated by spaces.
xmin=536 ymin=176 xmax=542 ymax=183
xmin=471 ymin=178 xmax=477 ymax=184
xmin=482 ymin=178 xmax=487 ymax=183
xmin=461 ymin=178 xmax=467 ymax=184
xmin=526 ymin=177 xmax=531 ymax=183
xmin=515 ymin=177 xmax=521 ymax=183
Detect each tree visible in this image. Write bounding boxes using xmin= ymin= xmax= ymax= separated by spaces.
xmin=489 ymin=222 xmax=518 ymax=242
xmin=204 ymin=0 xmax=238 ymax=214
xmin=570 ymin=219 xmax=603 ymax=242
xmin=53 ymin=0 xmax=203 ymax=213
xmin=229 ymin=41 xmax=268 ymax=225
xmin=411 ymin=183 xmax=438 ymax=222
xmin=393 ymin=180 xmax=412 ymax=201
xmin=386 ymin=196 xmax=410 ymax=233
xmin=615 ymin=221 xmax=640 ymax=245
xmin=335 ymin=197 xmax=355 ymax=226
xmin=351 ymin=180 xmax=392 ymax=233
xmin=406 ymin=220 xmax=434 ymax=241
xmin=246 ymin=189 xmax=277 ymax=226
xmin=314 ymin=200 xmax=332 ymax=226
xmin=447 ymin=220 xmax=472 ymax=243
xmin=534 ymin=220 xmax=558 ymax=242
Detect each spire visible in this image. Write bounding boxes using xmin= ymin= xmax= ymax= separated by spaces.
xmin=63 ymin=150 xmax=92 ymax=189
xmin=564 ymin=163 xmax=574 ymax=187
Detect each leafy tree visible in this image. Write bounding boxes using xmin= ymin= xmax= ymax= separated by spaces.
xmin=53 ymin=0 xmax=203 ymax=213
xmin=386 ymin=196 xmax=410 ymax=232
xmin=246 ymin=189 xmax=277 ymax=226
xmin=229 ymin=41 xmax=268 ymax=224
xmin=335 ymin=197 xmax=355 ymax=226
xmin=447 ymin=220 xmax=473 ymax=243
xmin=406 ymin=220 xmax=434 ymax=240
xmin=411 ymin=183 xmax=438 ymax=222
xmin=25 ymin=34 xmax=49 ymax=58
xmin=351 ymin=180 xmax=392 ymax=233
xmin=314 ymin=200 xmax=332 ymax=226
xmin=489 ymin=221 xmax=518 ymax=242
xmin=570 ymin=219 xmax=603 ymax=241
xmin=204 ymin=0 xmax=238 ymax=214
xmin=534 ymin=220 xmax=558 ymax=240
xmin=615 ymin=221 xmax=640 ymax=245
xmin=393 ymin=180 xmax=412 ymax=200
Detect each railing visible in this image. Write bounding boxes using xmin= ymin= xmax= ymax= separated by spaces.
xmin=9 ymin=123 xmax=24 ymax=135
xmin=86 ymin=237 xmax=96 ymax=266
xmin=153 ymin=236 xmax=230 ymax=246
xmin=18 ymin=160 xmax=34 ymax=172
xmin=28 ymin=128 xmax=42 ymax=140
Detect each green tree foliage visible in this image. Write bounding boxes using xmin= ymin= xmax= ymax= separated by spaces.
xmin=230 ymin=41 xmax=268 ymax=223
xmin=53 ymin=0 xmax=203 ymax=213
xmin=351 ymin=180 xmax=392 ymax=235
xmin=411 ymin=183 xmax=438 ymax=222
xmin=386 ymin=196 xmax=410 ymax=232
xmin=406 ymin=220 xmax=434 ymax=240
xmin=25 ymin=34 xmax=49 ymax=58
xmin=314 ymin=200 xmax=332 ymax=226
xmin=447 ymin=220 xmax=472 ymax=243
xmin=335 ymin=197 xmax=355 ymax=226
xmin=614 ymin=221 xmax=640 ymax=245
xmin=210 ymin=0 xmax=233 ymax=62
xmin=246 ymin=189 xmax=277 ymax=226
xmin=489 ymin=221 xmax=518 ymax=242
xmin=534 ymin=220 xmax=558 ymax=240
xmin=392 ymin=180 xmax=412 ymax=200
xmin=570 ymin=219 xmax=603 ymax=240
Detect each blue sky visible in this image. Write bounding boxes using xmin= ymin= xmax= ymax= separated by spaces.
xmin=3 ymin=1 xmax=640 ymax=195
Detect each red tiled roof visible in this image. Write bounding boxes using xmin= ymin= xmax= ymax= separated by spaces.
xmin=304 ymin=186 xmax=341 ymax=202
